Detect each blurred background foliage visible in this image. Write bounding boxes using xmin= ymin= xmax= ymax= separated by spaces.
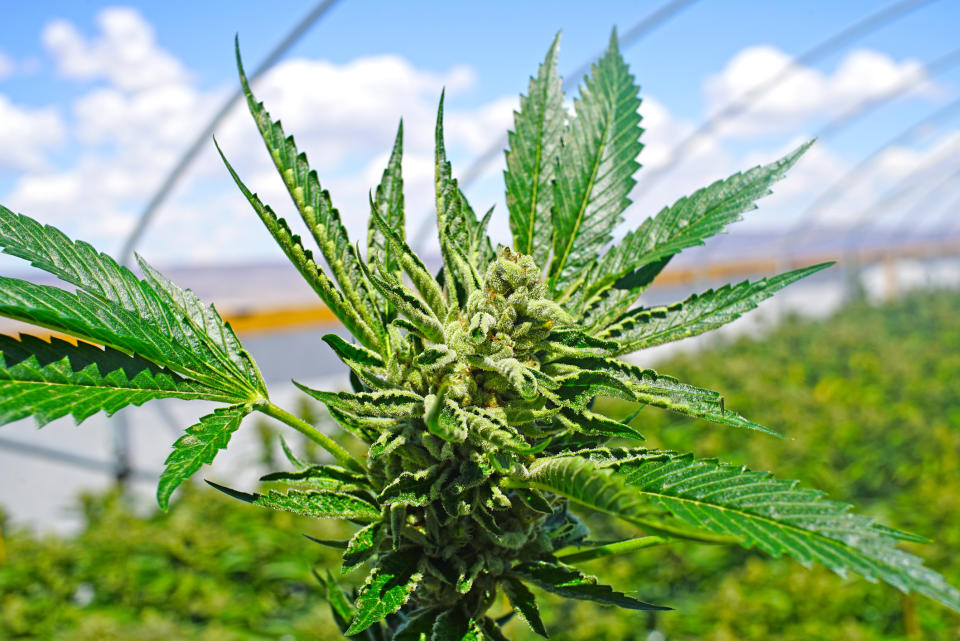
xmin=1 ymin=289 xmax=959 ymax=640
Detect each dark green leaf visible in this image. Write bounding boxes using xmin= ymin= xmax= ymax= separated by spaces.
xmin=158 ymin=404 xmax=251 ymax=509
xmin=548 ymin=30 xmax=643 ymax=295
xmin=505 ymin=31 xmax=565 ymax=267
xmin=511 ymin=559 xmax=667 ymax=610
xmin=614 ymin=453 xmax=960 ymax=612
xmin=502 ymin=576 xmax=548 ymax=637
xmin=602 ymin=263 xmax=833 ymax=352
xmin=347 ymin=550 xmax=423 ymax=634
xmin=0 ymin=334 xmax=230 ymax=427
xmin=236 ymin=44 xmax=383 ymax=348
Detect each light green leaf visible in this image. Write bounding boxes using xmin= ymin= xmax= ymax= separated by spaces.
xmin=557 ymin=407 xmax=645 ymax=441
xmin=216 ymin=141 xmax=382 ymax=350
xmin=321 ymin=333 xmax=385 ymax=368
xmin=0 ymin=335 xmax=232 ymax=427
xmin=502 ymin=576 xmax=548 ymax=637
xmin=136 ymin=256 xmax=263 ymax=393
xmin=347 ymin=550 xmax=424 ymax=635
xmin=601 ymin=263 xmax=833 ymax=352
xmin=158 ymin=404 xmax=251 ymax=509
xmin=369 ymin=207 xmax=448 ymax=320
xmin=510 ymin=559 xmax=667 ymax=610
xmin=360 ymin=259 xmax=445 ymax=343
xmin=207 ymin=481 xmax=381 ymax=522
xmin=0 ymin=205 xmax=263 ymax=397
xmin=295 ymin=384 xmax=424 ymax=419
xmin=314 ymin=569 xmax=356 ymax=635
xmin=368 ymin=120 xmax=406 ymax=281
xmin=259 ymin=464 xmax=369 ymax=491
xmin=0 ymin=276 xmax=246 ymax=397
xmin=342 ymin=521 xmax=385 ymax=573
xmin=434 ymin=94 xmax=490 ymax=305
xmin=236 ymin=43 xmax=383 ymax=347
xmin=613 ymin=453 xmax=960 ymax=612
xmin=380 ymin=465 xmax=445 ymax=507
xmin=505 ymin=31 xmax=565 ymax=268
xmin=561 ymin=357 xmax=782 ymax=437
xmin=548 ymin=29 xmax=643 ymax=295
xmin=582 ymin=141 xmax=812 ymax=324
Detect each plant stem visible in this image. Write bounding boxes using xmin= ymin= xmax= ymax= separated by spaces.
xmin=556 ymin=536 xmax=668 ymax=563
xmin=258 ymin=403 xmax=364 ymax=472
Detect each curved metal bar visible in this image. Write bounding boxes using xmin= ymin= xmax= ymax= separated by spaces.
xmin=117 ymin=0 xmax=344 ymax=266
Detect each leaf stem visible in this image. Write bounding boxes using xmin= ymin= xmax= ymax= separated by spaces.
xmin=556 ymin=536 xmax=668 ymax=563
xmin=258 ymin=402 xmax=364 ymax=472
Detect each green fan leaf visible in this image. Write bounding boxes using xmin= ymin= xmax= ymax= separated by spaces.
xmin=582 ymin=141 xmax=812 ymax=325
xmin=560 ymin=356 xmax=782 ymax=437
xmin=368 ymin=120 xmax=406 ymax=282
xmin=0 ymin=276 xmax=249 ymax=397
xmin=369 ymin=207 xmax=448 ymax=320
xmin=341 ymin=521 xmax=386 ymax=573
xmin=601 ymin=263 xmax=833 ymax=352
xmin=0 ymin=205 xmax=264 ymax=397
xmin=216 ymin=141 xmax=383 ymax=351
xmin=502 ymin=575 xmax=548 ymax=637
xmin=523 ymin=453 xmax=960 ymax=612
xmin=346 ymin=549 xmax=424 ymax=635
xmin=296 ymin=384 xmax=424 ymax=419
xmin=207 ymin=481 xmax=381 ymax=522
xmin=548 ymin=29 xmax=643 ymax=295
xmin=236 ymin=42 xmax=383 ymax=347
xmin=510 ymin=559 xmax=667 ymax=610
xmin=259 ymin=464 xmax=370 ymax=491
xmin=616 ymin=453 xmax=960 ymax=612
xmin=505 ymin=31 xmax=565 ymax=268
xmin=136 ymin=256 xmax=263 ymax=393
xmin=0 ymin=334 xmax=233 ymax=427
xmin=434 ymin=94 xmax=491 ymax=306
xmin=157 ymin=404 xmax=251 ymax=509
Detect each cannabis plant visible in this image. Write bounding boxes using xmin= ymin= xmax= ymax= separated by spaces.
xmin=0 ymin=30 xmax=957 ymax=640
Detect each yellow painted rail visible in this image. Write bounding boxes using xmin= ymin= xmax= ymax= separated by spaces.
xmin=4 ymin=239 xmax=959 ymax=341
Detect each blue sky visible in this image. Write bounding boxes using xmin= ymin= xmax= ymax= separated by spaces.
xmin=0 ymin=1 xmax=958 ymax=266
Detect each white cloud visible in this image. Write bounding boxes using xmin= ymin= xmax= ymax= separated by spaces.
xmin=42 ymin=7 xmax=187 ymax=92
xmin=704 ymin=46 xmax=937 ymax=137
xmin=0 ymin=96 xmax=65 ymax=171
xmin=5 ymin=7 xmax=506 ymax=263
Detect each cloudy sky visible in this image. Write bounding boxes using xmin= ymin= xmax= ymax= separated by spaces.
xmin=0 ymin=0 xmax=958 ymax=268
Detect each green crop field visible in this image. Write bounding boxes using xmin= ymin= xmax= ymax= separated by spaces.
xmin=2 ymin=289 xmax=959 ymax=641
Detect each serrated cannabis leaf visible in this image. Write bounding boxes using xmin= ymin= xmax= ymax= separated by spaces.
xmin=502 ymin=576 xmax=549 ymax=637
xmin=158 ymin=404 xmax=251 ymax=509
xmin=0 ymin=334 xmax=232 ymax=427
xmin=613 ymin=454 xmax=960 ymax=610
xmin=548 ymin=29 xmax=643 ymax=295
xmin=206 ymin=480 xmax=381 ymax=522
xmin=581 ymin=141 xmax=813 ymax=327
xmin=505 ymin=31 xmax=564 ymax=268
xmin=601 ymin=263 xmax=834 ymax=352
xmin=215 ymin=140 xmax=383 ymax=351
xmin=511 ymin=560 xmax=667 ymax=610
xmin=347 ymin=550 xmax=423 ymax=635
xmin=236 ymin=41 xmax=384 ymax=349
xmin=369 ymin=121 xmax=406 ymax=283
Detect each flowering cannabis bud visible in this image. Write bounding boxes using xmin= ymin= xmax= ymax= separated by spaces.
xmin=0 ymin=28 xmax=956 ymax=641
